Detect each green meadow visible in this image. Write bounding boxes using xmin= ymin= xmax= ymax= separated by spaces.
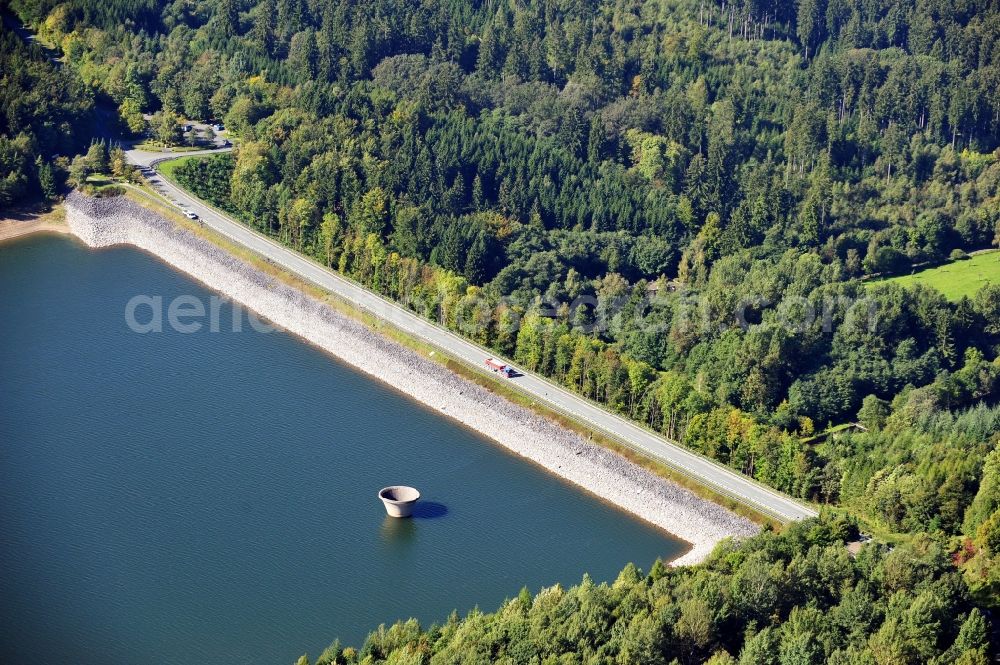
xmin=871 ymin=250 xmax=1000 ymax=300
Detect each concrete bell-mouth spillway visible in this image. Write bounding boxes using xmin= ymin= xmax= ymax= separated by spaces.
xmin=378 ymin=486 xmax=421 ymax=517
xmin=63 ymin=192 xmax=764 ymax=564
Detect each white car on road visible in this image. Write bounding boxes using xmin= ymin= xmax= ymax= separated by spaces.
xmin=183 ymin=210 xmax=198 ymax=220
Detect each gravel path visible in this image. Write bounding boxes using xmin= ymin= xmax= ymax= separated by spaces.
xmin=65 ymin=193 xmax=760 ymax=565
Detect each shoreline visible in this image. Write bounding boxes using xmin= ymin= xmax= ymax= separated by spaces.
xmin=0 ymin=215 xmax=71 ymax=244
xmin=61 ymin=192 xmax=759 ymax=565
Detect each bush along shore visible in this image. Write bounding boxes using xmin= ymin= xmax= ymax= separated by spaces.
xmin=63 ymin=191 xmax=758 ymax=564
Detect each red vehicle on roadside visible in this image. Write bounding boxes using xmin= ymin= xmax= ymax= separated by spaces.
xmin=484 ymin=357 xmax=515 ymax=378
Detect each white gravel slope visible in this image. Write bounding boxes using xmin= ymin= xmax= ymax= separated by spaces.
xmin=65 ymin=193 xmax=759 ymax=565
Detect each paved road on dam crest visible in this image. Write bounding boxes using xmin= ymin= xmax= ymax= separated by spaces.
xmin=128 ymin=147 xmax=819 ymax=524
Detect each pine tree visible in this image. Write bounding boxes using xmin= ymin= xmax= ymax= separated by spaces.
xmin=936 ymin=313 xmax=957 ymax=368
xmin=464 ymin=233 xmax=488 ymax=284
xmin=476 ymin=26 xmax=501 ymax=77
xmin=796 ymin=0 xmax=824 ymax=58
xmin=587 ymin=117 xmax=607 ymax=164
xmin=471 ymin=174 xmax=484 ymax=211
xmin=218 ymin=0 xmax=241 ymax=37
xmin=251 ymin=0 xmax=276 ymax=55
xmin=35 ymin=156 xmax=56 ymax=201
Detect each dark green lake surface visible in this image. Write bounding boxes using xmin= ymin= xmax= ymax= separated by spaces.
xmin=0 ymin=235 xmax=685 ymax=665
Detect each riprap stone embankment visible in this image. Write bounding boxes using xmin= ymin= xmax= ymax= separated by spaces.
xmin=65 ymin=192 xmax=759 ymax=565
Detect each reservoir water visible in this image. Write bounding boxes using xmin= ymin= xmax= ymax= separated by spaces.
xmin=0 ymin=235 xmax=685 ymax=665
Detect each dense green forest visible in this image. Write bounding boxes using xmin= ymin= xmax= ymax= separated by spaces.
xmin=7 ymin=0 xmax=1000 ymax=573
xmin=290 ymin=517 xmax=992 ymax=664
xmin=3 ymin=0 xmax=1000 ymax=657
xmin=0 ymin=16 xmax=92 ymax=205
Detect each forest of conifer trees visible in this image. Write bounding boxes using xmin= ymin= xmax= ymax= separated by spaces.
xmin=2 ymin=0 xmax=1000 ymax=659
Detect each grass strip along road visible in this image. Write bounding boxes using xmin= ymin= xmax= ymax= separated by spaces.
xmin=129 ymin=147 xmax=818 ymax=524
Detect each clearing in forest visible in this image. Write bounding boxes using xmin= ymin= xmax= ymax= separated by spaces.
xmin=871 ymin=250 xmax=1000 ymax=300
